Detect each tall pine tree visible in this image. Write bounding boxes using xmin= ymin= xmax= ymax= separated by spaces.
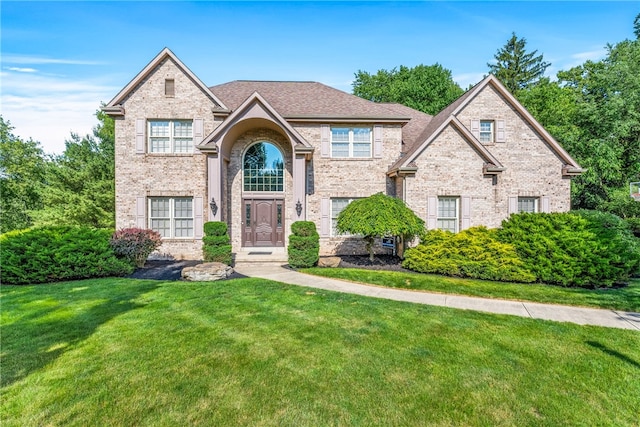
xmin=488 ymin=32 xmax=550 ymax=93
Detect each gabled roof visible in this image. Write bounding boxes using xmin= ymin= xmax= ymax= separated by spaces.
xmin=209 ymin=81 xmax=410 ymax=122
xmin=379 ymin=103 xmax=433 ymax=150
xmin=198 ymin=91 xmax=313 ymax=155
xmin=103 ymin=47 xmax=228 ymax=115
xmin=388 ymin=114 xmax=505 ymax=176
xmin=390 ymin=74 xmax=583 ymax=175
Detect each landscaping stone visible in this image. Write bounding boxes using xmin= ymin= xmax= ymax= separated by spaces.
xmin=182 ymin=262 xmax=234 ymax=281
xmin=318 ymin=256 xmax=341 ymax=268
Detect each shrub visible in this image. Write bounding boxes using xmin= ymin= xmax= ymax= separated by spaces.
xmin=0 ymin=226 xmax=133 ymax=285
xmin=288 ymin=221 xmax=319 ymax=268
xmin=202 ymin=221 xmax=232 ymax=264
xmin=402 ymin=227 xmax=535 ymax=282
xmin=204 ymin=221 xmax=228 ymax=237
xmin=497 ymin=212 xmax=640 ymax=287
xmin=203 ymin=245 xmax=233 ymax=264
xmin=625 ymin=217 xmax=640 ymax=238
xmin=110 ymin=228 xmax=162 ymax=268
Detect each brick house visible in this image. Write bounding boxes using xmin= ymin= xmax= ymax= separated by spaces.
xmin=103 ymin=48 xmax=583 ymax=260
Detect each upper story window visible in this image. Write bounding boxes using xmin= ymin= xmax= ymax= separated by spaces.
xmin=331 ymin=127 xmax=371 ymax=158
xmin=148 ymin=120 xmax=193 ymax=153
xmin=479 ymin=120 xmax=494 ymax=143
xmin=243 ymin=142 xmax=284 ymax=192
xmin=437 ymin=196 xmax=459 ymax=233
xmin=518 ymin=197 xmax=538 ymax=213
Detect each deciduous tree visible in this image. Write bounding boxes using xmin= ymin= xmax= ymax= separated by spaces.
xmin=336 ymin=193 xmax=424 ymax=261
xmin=352 ymin=64 xmax=463 ymax=115
xmin=0 ymin=117 xmax=47 ymax=233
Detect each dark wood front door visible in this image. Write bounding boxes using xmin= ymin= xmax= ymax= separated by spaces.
xmin=242 ymin=199 xmax=284 ymax=247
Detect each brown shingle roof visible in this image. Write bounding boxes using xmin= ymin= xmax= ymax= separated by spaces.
xmin=209 ymin=81 xmax=411 ymax=120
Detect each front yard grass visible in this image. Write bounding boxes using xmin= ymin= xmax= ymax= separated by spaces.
xmin=302 ymin=268 xmax=640 ymax=312
xmin=2 ymin=277 xmax=639 ymax=426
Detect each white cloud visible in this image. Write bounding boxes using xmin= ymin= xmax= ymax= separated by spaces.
xmin=0 ymin=70 xmax=119 ymax=154
xmin=6 ymin=67 xmax=38 ymax=73
xmin=3 ymin=55 xmax=105 ymax=66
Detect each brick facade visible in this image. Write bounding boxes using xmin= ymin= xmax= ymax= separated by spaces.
xmin=106 ymin=48 xmax=580 ymax=261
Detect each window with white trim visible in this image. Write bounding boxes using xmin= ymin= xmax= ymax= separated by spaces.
xmin=437 ymin=197 xmax=459 ymax=233
xmin=518 ymin=197 xmax=538 ymax=213
xmin=479 ymin=120 xmax=494 ymax=143
xmin=331 ymin=127 xmax=371 ymax=158
xmin=148 ymin=120 xmax=193 ymax=153
xmin=149 ymin=197 xmax=193 ymax=238
xmin=331 ymin=197 xmax=360 ymax=236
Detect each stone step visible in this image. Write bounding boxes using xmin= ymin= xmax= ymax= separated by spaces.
xmin=233 ymin=249 xmax=288 ymax=266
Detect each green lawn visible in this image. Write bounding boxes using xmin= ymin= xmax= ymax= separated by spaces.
xmin=2 ymin=278 xmax=639 ymax=426
xmin=302 ymin=268 xmax=640 ymax=312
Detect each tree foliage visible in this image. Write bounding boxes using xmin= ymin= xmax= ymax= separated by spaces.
xmin=488 ymin=32 xmax=550 ymax=93
xmin=0 ymin=117 xmax=47 ymax=233
xmin=352 ymin=64 xmax=463 ymax=115
xmin=336 ymin=193 xmax=424 ymax=261
xmin=36 ymin=109 xmax=116 ymax=229
xmin=517 ymin=22 xmax=640 ymax=214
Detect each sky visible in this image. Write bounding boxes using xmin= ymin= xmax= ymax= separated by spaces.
xmin=1 ymin=1 xmax=638 ymax=154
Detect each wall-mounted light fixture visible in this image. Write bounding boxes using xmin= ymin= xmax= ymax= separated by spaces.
xmin=295 ymin=199 xmax=302 ymax=217
xmin=209 ymin=197 xmax=218 ymax=216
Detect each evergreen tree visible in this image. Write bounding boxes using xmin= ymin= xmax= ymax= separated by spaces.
xmin=488 ymin=32 xmax=550 ymax=93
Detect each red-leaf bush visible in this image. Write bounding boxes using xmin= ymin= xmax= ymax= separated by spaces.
xmin=110 ymin=228 xmax=162 ymax=268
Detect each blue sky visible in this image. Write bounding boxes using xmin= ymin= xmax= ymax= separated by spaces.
xmin=1 ymin=1 xmax=638 ymax=153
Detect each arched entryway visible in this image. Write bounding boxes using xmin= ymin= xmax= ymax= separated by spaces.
xmin=241 ymin=141 xmax=285 ymax=247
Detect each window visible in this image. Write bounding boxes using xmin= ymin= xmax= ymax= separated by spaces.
xmin=243 ymin=142 xmax=284 ymax=192
xmin=165 ymin=79 xmax=175 ymax=96
xmin=479 ymin=120 xmax=494 ymax=143
xmin=148 ymin=120 xmax=193 ymax=153
xmin=331 ymin=198 xmax=359 ymax=236
xmin=437 ymin=197 xmax=459 ymax=233
xmin=149 ymin=197 xmax=193 ymax=238
xmin=331 ymin=127 xmax=371 ymax=158
xmin=518 ymin=197 xmax=538 ymax=213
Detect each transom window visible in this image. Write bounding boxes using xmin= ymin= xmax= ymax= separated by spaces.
xmin=518 ymin=197 xmax=538 ymax=213
xmin=149 ymin=120 xmax=193 ymax=153
xmin=331 ymin=127 xmax=371 ymax=158
xmin=149 ymin=197 xmax=193 ymax=238
xmin=437 ymin=197 xmax=459 ymax=233
xmin=479 ymin=120 xmax=494 ymax=143
xmin=243 ymin=142 xmax=284 ymax=192
xmin=331 ymin=198 xmax=360 ymax=236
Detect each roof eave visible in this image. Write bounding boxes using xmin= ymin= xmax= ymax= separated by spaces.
xmin=285 ymin=116 xmax=410 ymax=124
xmin=562 ymin=166 xmax=586 ymax=176
xmin=102 ymin=105 xmax=124 ymax=116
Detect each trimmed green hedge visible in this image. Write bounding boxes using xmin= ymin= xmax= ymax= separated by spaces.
xmin=0 ymin=226 xmax=133 ymax=285
xmin=403 ymin=227 xmax=535 ymax=283
xmin=288 ymin=221 xmax=319 ymax=268
xmin=202 ymin=221 xmax=232 ymax=265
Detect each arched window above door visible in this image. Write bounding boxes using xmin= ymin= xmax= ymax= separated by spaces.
xmin=243 ymin=142 xmax=284 ymax=192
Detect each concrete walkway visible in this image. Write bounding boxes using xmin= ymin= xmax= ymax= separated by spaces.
xmin=234 ymin=264 xmax=640 ymax=331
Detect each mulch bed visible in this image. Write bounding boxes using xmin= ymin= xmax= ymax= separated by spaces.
xmin=335 ymin=255 xmax=411 ymax=273
xmin=130 ymin=255 xmax=408 ymax=281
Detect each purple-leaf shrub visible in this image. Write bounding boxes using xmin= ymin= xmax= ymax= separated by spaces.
xmin=110 ymin=228 xmax=162 ymax=268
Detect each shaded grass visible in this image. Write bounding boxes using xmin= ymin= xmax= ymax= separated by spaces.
xmin=2 ymin=278 xmax=639 ymax=426
xmin=302 ymin=268 xmax=640 ymax=312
